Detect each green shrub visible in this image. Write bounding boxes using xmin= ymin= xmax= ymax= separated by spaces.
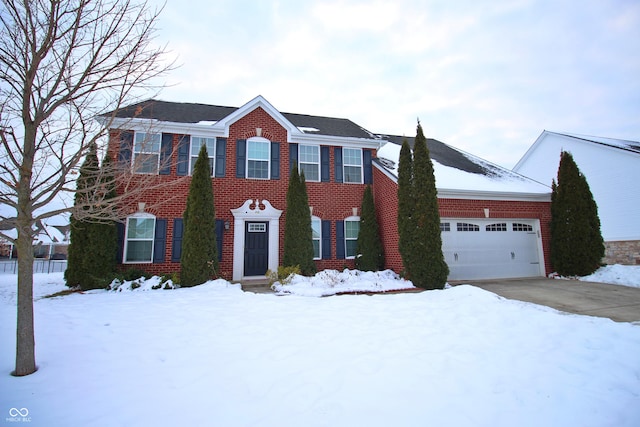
xmin=266 ymin=265 xmax=301 ymax=286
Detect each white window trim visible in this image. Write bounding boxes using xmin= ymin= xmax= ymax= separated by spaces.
xmin=246 ymin=137 xmax=271 ymax=180
xmin=189 ymin=136 xmax=216 ymax=177
xmin=299 ymin=144 xmax=320 ymax=182
xmin=344 ymin=215 xmax=360 ymax=259
xmin=311 ymin=215 xmax=322 ymax=260
xmin=133 ymin=132 xmax=161 ymax=175
xmin=343 ymin=147 xmax=363 ymax=184
xmin=123 ymin=212 xmax=156 ymax=264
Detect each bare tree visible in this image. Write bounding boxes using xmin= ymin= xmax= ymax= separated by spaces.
xmin=0 ymin=0 xmax=177 ymax=376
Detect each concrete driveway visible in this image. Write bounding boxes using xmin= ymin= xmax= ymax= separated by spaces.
xmin=455 ymin=278 xmax=640 ymax=323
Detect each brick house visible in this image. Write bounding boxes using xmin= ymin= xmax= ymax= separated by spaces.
xmin=107 ymin=95 xmax=552 ymax=282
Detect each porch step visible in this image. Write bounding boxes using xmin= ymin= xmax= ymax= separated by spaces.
xmin=241 ymin=279 xmax=273 ymax=294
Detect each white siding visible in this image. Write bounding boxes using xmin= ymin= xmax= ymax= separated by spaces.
xmin=514 ymin=132 xmax=640 ymax=241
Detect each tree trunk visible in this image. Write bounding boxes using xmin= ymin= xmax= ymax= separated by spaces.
xmin=14 ymin=229 xmax=36 ymax=376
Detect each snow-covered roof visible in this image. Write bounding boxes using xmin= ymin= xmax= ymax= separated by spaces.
xmin=553 ymin=132 xmax=640 ymax=155
xmin=376 ymin=140 xmax=551 ymax=199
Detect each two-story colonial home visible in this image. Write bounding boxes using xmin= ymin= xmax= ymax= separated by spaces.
xmin=106 ymin=95 xmax=552 ymax=282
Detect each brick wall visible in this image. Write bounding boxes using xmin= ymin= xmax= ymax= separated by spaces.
xmin=110 ymin=107 xmax=370 ymax=278
xmin=372 ymin=166 xmax=553 ymax=276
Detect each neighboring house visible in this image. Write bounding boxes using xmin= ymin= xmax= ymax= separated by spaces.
xmin=0 ymin=221 xmax=70 ymax=259
xmin=513 ymin=131 xmax=640 ymax=265
xmin=106 ymin=95 xmax=552 ymax=281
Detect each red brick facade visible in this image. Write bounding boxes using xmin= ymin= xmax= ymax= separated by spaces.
xmin=110 ymin=107 xmax=373 ymax=280
xmin=372 ymin=166 xmax=552 ymax=276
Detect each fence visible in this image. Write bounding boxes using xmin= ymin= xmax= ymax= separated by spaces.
xmin=0 ymin=259 xmax=67 ymax=274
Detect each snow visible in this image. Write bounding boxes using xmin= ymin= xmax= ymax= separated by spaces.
xmin=1 ymin=271 xmax=640 ymax=426
xmin=579 ymin=265 xmax=640 ymax=288
xmin=376 ymin=141 xmax=550 ymax=194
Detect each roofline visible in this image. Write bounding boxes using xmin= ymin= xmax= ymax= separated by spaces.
xmin=104 ymin=116 xmax=383 ymax=148
xmin=373 ymin=161 xmax=551 ymax=202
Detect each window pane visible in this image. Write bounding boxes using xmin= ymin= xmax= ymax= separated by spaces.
xmin=344 ymin=165 xmax=362 ymax=183
xmin=300 ymin=145 xmax=319 ymax=163
xmin=346 ymin=240 xmax=358 ymax=258
xmin=125 ymin=241 xmax=153 ymax=262
xmin=345 ymin=220 xmax=360 ymax=239
xmin=191 ymin=137 xmax=215 ymax=156
xmin=300 ymin=163 xmax=319 ymax=181
xmin=248 ymin=141 xmax=269 ymax=160
xmin=247 ymin=160 xmax=269 ymax=179
xmin=134 ymin=133 xmax=161 ymax=153
xmin=134 ymin=154 xmax=159 ymax=174
xmin=127 ymin=218 xmax=155 ymax=239
xmin=312 ymin=240 xmax=320 ymax=259
xmin=343 ymin=148 xmax=361 ymax=165
xmin=311 ymin=219 xmax=321 ymax=239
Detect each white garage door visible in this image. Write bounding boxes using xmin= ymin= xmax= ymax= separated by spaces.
xmin=441 ymin=219 xmax=543 ymax=280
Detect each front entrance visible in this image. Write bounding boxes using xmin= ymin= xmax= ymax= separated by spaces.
xmin=244 ymin=222 xmax=269 ymax=276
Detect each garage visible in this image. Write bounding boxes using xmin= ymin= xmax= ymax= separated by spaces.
xmin=441 ymin=218 xmax=544 ymax=280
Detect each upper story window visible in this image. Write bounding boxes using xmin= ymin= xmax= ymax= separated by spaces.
xmin=344 ymin=216 xmax=360 ymax=258
xmin=247 ymin=138 xmax=270 ymax=179
xmin=343 ymin=148 xmax=363 ymax=183
xmin=124 ymin=214 xmax=156 ymax=263
xmin=190 ymin=136 xmax=215 ymax=176
xmin=299 ymin=145 xmax=320 ymax=182
xmin=311 ymin=216 xmax=321 ymax=259
xmin=133 ymin=132 xmax=161 ymax=174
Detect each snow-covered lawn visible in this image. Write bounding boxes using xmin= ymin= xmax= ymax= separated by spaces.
xmin=1 ymin=270 xmax=640 ymax=427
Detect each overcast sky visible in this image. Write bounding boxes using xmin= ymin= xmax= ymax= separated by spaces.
xmin=146 ymin=0 xmax=640 ymax=168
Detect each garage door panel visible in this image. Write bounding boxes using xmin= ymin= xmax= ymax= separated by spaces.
xmin=442 ymin=219 xmax=542 ymax=280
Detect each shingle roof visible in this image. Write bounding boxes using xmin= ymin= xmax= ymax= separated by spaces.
xmin=378 ymin=135 xmax=501 ymax=177
xmin=111 ymin=99 xmax=374 ymax=139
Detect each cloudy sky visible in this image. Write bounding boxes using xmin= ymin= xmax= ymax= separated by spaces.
xmin=146 ymin=0 xmax=639 ymax=168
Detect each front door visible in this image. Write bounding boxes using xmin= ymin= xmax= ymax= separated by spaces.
xmin=244 ymin=222 xmax=269 ymax=276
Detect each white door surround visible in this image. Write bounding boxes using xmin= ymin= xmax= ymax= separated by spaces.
xmin=231 ymin=199 xmax=282 ymax=281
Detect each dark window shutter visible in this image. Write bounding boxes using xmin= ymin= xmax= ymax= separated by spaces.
xmin=171 ymin=218 xmax=183 ymax=262
xmin=363 ymin=149 xmax=373 ymax=184
xmin=176 ymin=135 xmax=190 ymax=176
xmin=215 ymin=138 xmax=227 ymax=178
xmin=271 ymin=142 xmax=280 ymax=179
xmin=321 ymin=146 xmax=330 ymax=182
xmin=153 ymin=219 xmax=167 ymax=263
xmin=215 ymin=219 xmax=224 ymax=261
xmin=322 ymin=220 xmax=332 ymax=259
xmin=116 ymin=222 xmax=125 ymax=264
xmin=334 ymin=147 xmax=343 ymax=183
xmin=159 ymin=133 xmax=173 ymax=175
xmin=236 ymin=139 xmax=246 ymax=178
xmin=289 ymin=143 xmax=299 ymax=173
xmin=118 ymin=131 xmax=133 ymax=166
xmin=335 ymin=220 xmax=345 ymax=259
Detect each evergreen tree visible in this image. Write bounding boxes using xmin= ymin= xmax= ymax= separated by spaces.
xmin=89 ymin=153 xmax=118 ymax=285
xmin=180 ymin=145 xmax=218 ymax=287
xmin=283 ymin=166 xmax=316 ymax=275
xmin=355 ymin=186 xmax=384 ymax=271
xmin=397 ymin=139 xmax=415 ymax=277
xmin=550 ymin=151 xmax=604 ymax=276
xmin=65 ymin=143 xmax=100 ymax=288
xmin=411 ymin=123 xmax=449 ymax=289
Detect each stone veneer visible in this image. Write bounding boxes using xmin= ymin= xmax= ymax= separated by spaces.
xmin=604 ymin=240 xmax=640 ymax=265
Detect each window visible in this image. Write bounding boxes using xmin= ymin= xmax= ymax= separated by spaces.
xmin=190 ymin=136 xmax=215 ymax=176
xmin=248 ymin=223 xmax=266 ymax=232
xmin=133 ymin=132 xmax=161 ymax=174
xmin=457 ymin=222 xmax=480 ymax=232
xmin=247 ymin=139 xmax=270 ymax=179
xmin=343 ymin=148 xmax=362 ymax=183
xmin=311 ymin=216 xmax=321 ymax=259
xmin=486 ymin=223 xmax=507 ymax=232
xmin=299 ymin=145 xmax=320 ymax=181
xmin=440 ymin=222 xmax=451 ymax=232
xmin=345 ymin=217 xmax=360 ymax=258
xmin=513 ymin=223 xmax=533 ymax=232
xmin=124 ymin=215 xmax=156 ymax=263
